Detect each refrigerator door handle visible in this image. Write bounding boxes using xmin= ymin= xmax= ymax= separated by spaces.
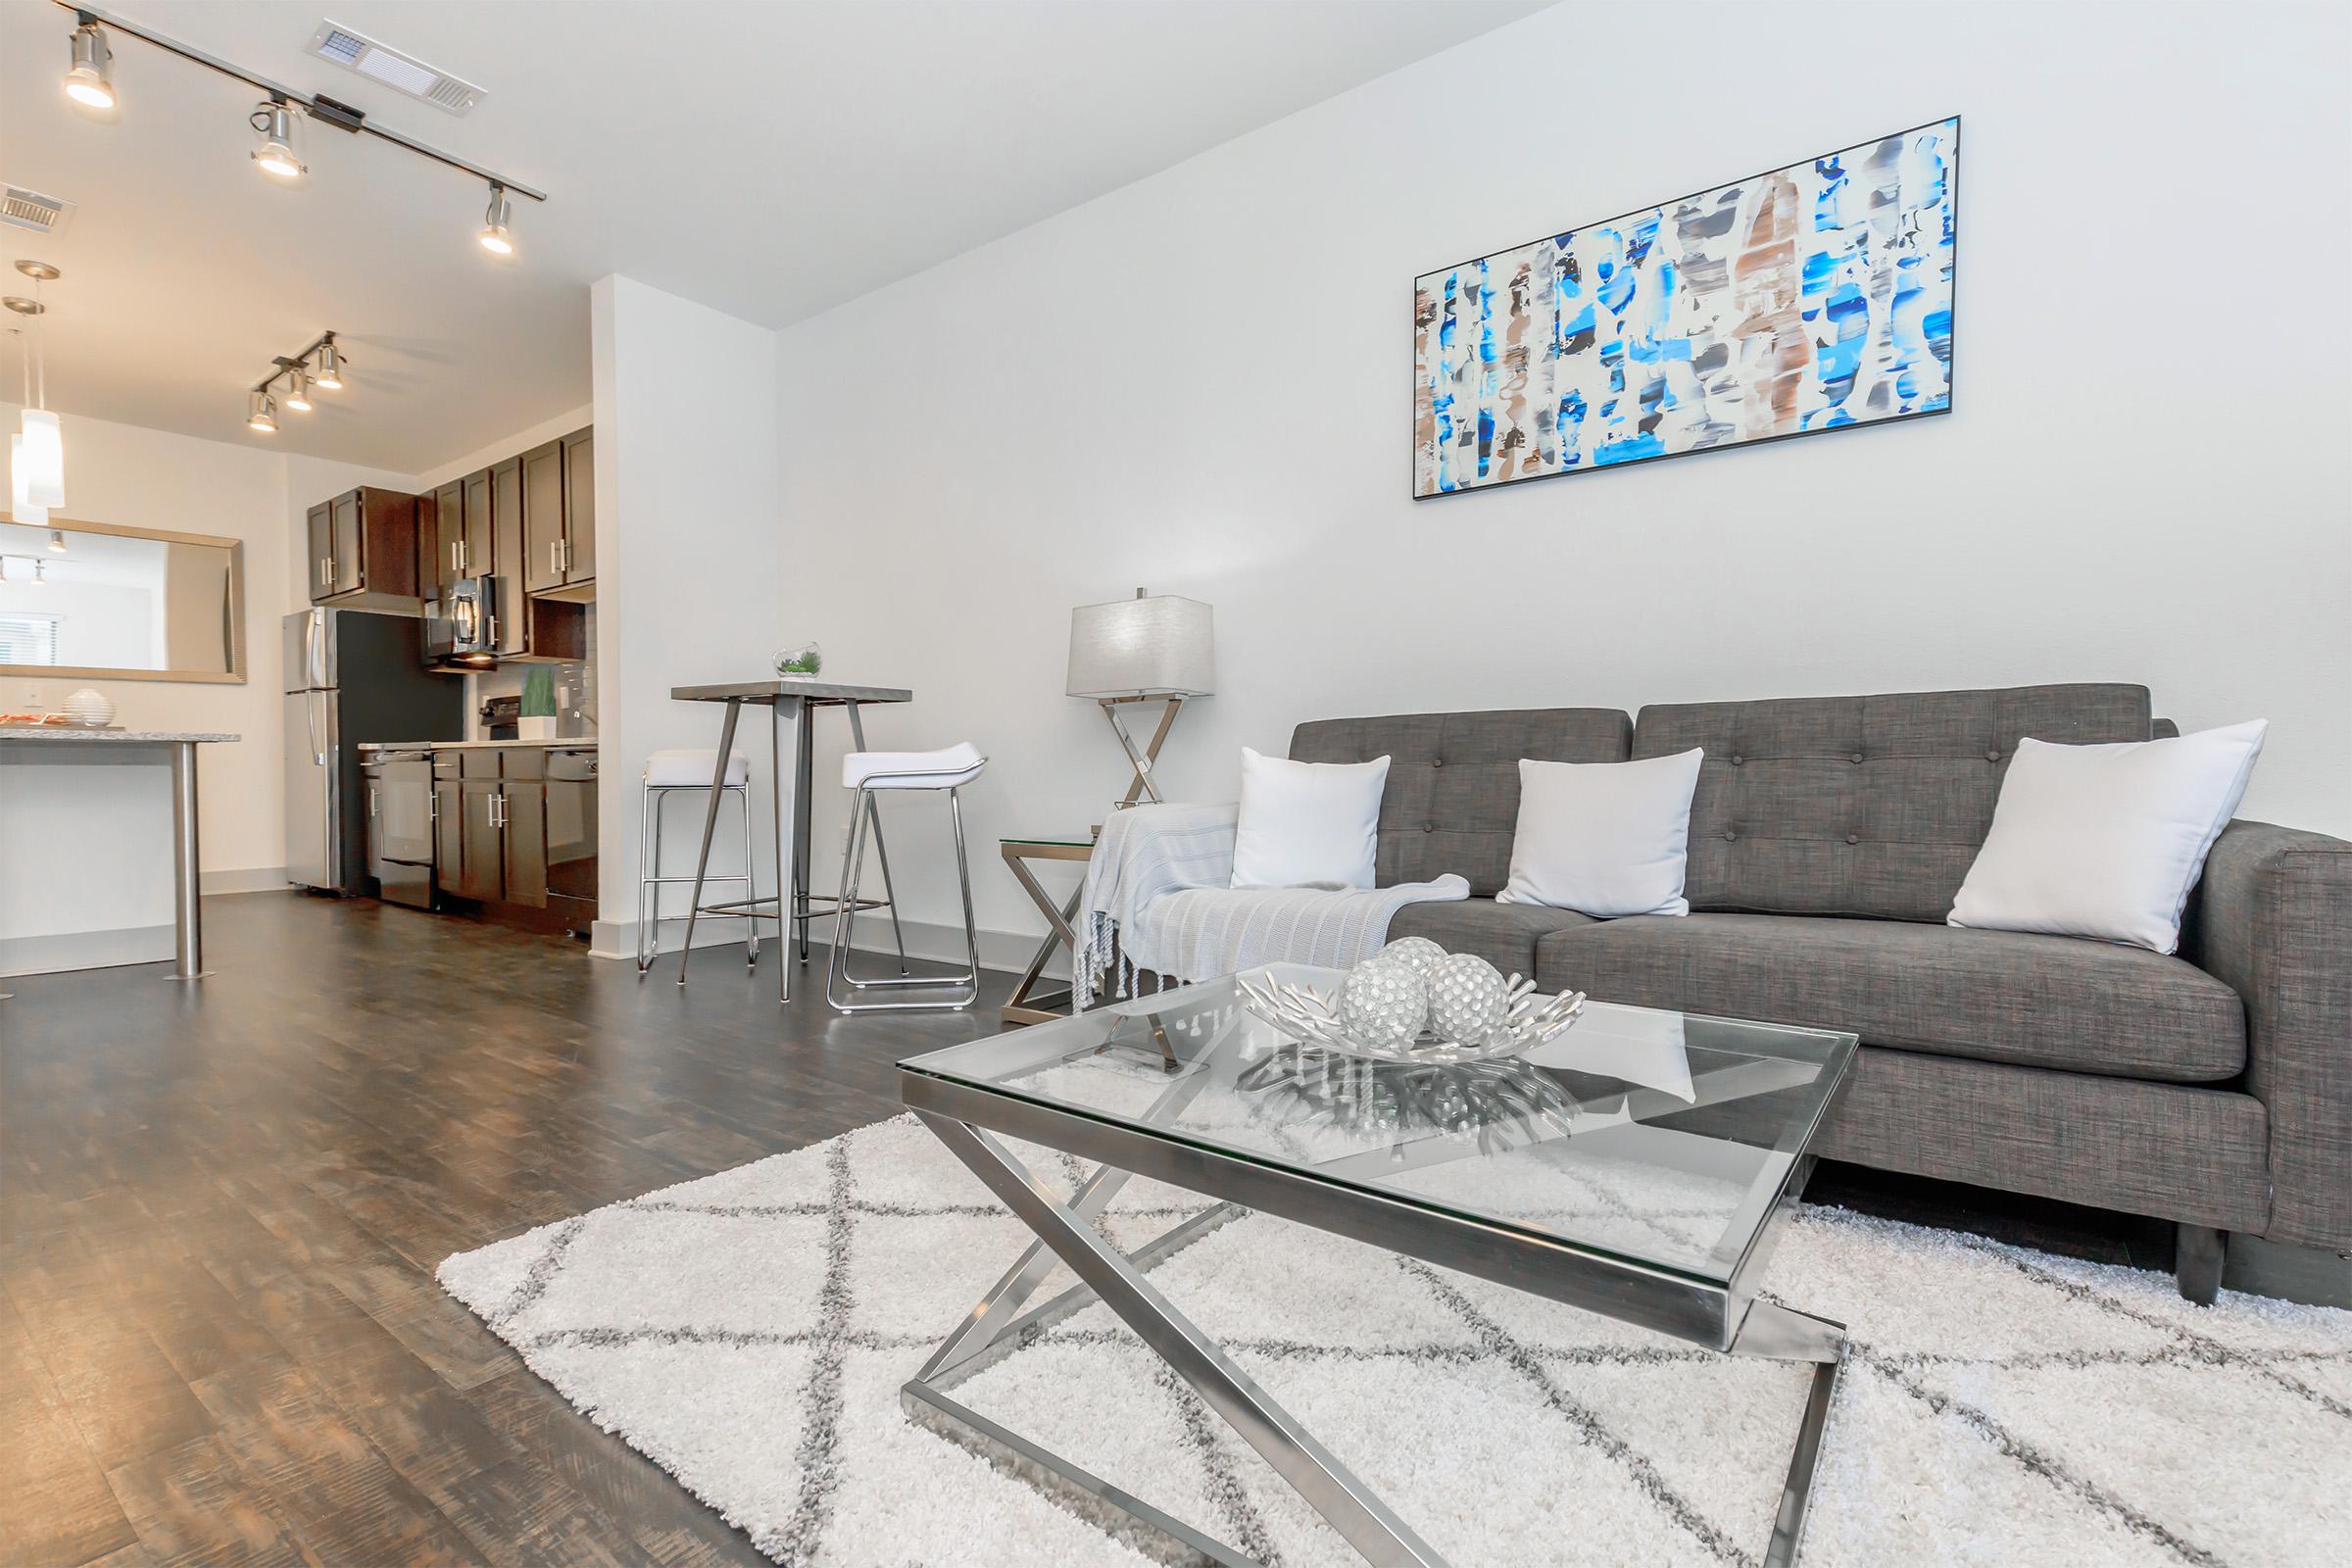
xmin=307 ymin=690 xmax=325 ymax=766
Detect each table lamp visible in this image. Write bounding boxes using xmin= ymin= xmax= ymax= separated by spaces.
xmin=1065 ymin=589 xmax=1213 ymax=806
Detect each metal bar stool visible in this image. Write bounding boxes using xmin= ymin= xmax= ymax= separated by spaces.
xmin=638 ymin=748 xmax=760 ymax=977
xmin=825 ymin=742 xmax=987 ymax=1012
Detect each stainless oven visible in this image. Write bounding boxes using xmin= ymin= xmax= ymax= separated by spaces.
xmin=364 ymin=749 xmax=437 ymax=908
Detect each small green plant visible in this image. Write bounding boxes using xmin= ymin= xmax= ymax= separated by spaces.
xmin=519 ymin=665 xmax=558 ymax=718
xmin=774 ymin=641 xmax=823 ymax=676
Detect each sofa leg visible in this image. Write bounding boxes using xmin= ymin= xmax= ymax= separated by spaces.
xmin=2176 ymin=1224 xmax=2227 ymax=1305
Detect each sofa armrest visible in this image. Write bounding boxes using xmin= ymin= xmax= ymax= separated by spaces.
xmin=2181 ymin=820 xmax=2352 ymax=1248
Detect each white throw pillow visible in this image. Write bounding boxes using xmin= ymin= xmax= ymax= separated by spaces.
xmin=1948 ymin=719 xmax=2268 ymax=954
xmin=1496 ymin=749 xmax=1704 ymax=918
xmin=1230 ymin=747 xmax=1390 ymax=890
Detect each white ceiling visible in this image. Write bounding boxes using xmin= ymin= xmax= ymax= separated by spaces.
xmin=0 ymin=0 xmax=1546 ymax=474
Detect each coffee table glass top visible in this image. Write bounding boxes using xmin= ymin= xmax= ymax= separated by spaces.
xmin=902 ymin=965 xmax=1856 ymax=1288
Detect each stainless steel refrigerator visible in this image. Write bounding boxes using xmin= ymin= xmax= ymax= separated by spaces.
xmin=284 ymin=608 xmax=465 ymax=893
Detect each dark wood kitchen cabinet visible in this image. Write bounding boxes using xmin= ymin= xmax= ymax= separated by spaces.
xmin=521 ymin=439 xmax=565 ymax=595
xmin=490 ymin=457 xmax=526 ymax=658
xmin=305 ymin=486 xmax=420 ymax=609
xmin=431 ymin=478 xmax=466 ymax=599
xmin=462 ymin=467 xmax=494 ymax=591
xmin=418 ymin=746 xmax=594 ymax=934
xmin=522 ymin=428 xmax=596 ymax=598
xmin=560 ymin=425 xmax=595 ymax=585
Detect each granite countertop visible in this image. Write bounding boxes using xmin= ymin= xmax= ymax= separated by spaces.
xmin=0 ymin=727 xmax=240 ymax=743
xmin=358 ymin=738 xmax=599 ymax=752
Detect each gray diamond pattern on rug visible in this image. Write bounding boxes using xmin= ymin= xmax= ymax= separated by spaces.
xmin=439 ymin=1114 xmax=2352 ymax=1566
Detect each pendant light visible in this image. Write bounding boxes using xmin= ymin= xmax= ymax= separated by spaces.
xmin=64 ymin=21 xmax=116 ymax=110
xmin=9 ymin=436 xmax=46 ymax=527
xmin=5 ymin=266 xmax=64 ymax=510
xmin=250 ymin=99 xmax=305 ymax=180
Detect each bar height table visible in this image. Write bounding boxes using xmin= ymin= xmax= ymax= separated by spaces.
xmin=666 ymin=681 xmax=912 ymax=1001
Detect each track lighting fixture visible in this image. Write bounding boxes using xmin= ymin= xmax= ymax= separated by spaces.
xmin=477 ymin=183 xmax=515 ymax=256
xmin=65 ymin=20 xmax=115 ymax=109
xmin=49 ymin=3 xmax=546 ymax=263
xmin=251 ymin=98 xmax=306 ymax=180
xmin=49 ymin=529 xmax=67 ymax=552
xmin=32 ymin=560 xmax=48 ymax=586
xmin=250 ymin=331 xmax=342 ymax=431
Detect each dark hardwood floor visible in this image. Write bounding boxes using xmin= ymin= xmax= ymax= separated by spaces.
xmin=1 ymin=891 xmax=2170 ymax=1566
xmin=2 ymin=891 xmax=1015 ymax=1568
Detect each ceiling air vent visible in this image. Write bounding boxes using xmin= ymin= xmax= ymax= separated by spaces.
xmin=306 ymin=20 xmax=486 ymax=116
xmin=0 ymin=185 xmax=75 ymax=238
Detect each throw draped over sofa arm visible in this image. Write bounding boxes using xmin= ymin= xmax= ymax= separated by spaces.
xmin=2182 ymin=820 xmax=2352 ymax=1250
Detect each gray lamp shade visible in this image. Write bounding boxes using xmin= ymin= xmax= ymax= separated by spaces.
xmin=1065 ymin=592 xmax=1214 ymax=698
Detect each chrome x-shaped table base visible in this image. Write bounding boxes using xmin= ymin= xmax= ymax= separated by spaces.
xmin=903 ymin=1111 xmax=1846 ymax=1568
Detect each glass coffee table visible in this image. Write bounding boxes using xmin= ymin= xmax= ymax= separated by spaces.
xmin=898 ymin=965 xmax=1857 ymax=1567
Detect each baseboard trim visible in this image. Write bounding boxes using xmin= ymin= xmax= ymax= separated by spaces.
xmin=204 ymin=866 xmax=288 ymax=896
xmin=2 ymin=923 xmax=172 ymax=977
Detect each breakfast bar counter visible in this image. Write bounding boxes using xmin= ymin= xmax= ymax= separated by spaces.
xmin=0 ymin=729 xmax=238 ymax=981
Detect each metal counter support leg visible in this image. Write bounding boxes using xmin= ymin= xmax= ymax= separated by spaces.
xmin=167 ymin=740 xmax=206 ymax=981
xmin=676 ymin=699 xmax=743 ymax=987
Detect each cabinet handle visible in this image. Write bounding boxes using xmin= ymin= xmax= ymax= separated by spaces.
xmin=550 ymin=540 xmax=561 ymax=575
xmin=368 ymin=786 xmax=378 ymax=818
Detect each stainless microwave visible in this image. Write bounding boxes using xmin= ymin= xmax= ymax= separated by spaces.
xmin=423 ymin=575 xmax=499 ymax=667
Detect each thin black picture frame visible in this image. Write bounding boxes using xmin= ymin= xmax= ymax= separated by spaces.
xmin=1410 ymin=114 xmax=1960 ymax=502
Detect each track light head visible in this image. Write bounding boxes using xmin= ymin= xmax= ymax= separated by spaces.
xmin=48 ymin=529 xmax=67 ymax=553
xmin=314 ymin=339 xmax=343 ymax=390
xmin=65 ymin=22 xmax=116 ymax=110
xmin=248 ymin=388 xmax=277 ymax=433
xmin=477 ymin=183 xmax=514 ymax=256
xmin=251 ymin=99 xmax=305 ymax=180
xmin=283 ymin=368 xmax=313 ymax=412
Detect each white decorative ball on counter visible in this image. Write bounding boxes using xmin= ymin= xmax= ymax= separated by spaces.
xmin=1340 ymin=959 xmax=1429 ymax=1049
xmin=64 ymin=689 xmax=115 ymax=727
xmin=1426 ymin=953 xmax=1511 ymax=1045
xmin=1375 ymin=935 xmax=1446 ymax=979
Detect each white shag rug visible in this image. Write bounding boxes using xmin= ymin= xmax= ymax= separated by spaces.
xmin=439 ymin=1115 xmax=2352 ymax=1567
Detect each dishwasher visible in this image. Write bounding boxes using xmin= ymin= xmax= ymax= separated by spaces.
xmin=363 ymin=749 xmax=438 ymax=909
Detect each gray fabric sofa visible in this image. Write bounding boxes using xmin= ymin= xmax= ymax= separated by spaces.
xmin=1290 ymin=684 xmax=2351 ymax=1301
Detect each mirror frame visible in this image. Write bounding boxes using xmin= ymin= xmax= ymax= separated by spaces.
xmin=0 ymin=515 xmax=248 ymax=684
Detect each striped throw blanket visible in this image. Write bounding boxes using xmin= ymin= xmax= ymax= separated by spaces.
xmin=1075 ymin=803 xmax=1470 ymax=1007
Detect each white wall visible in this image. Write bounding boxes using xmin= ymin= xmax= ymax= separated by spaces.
xmin=2 ymin=402 xmax=300 ymax=882
xmin=590 ymin=275 xmax=783 ymax=956
xmin=769 ymin=0 xmax=2352 ymax=951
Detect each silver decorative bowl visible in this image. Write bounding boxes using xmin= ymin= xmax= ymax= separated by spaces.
xmin=1237 ymin=968 xmax=1586 ymax=1065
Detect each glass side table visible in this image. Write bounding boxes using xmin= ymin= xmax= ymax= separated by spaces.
xmin=998 ymin=832 xmax=1099 ymax=1026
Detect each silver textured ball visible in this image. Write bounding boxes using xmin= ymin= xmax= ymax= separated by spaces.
xmin=1426 ymin=954 xmax=1511 ymax=1045
xmin=1376 ymin=936 xmax=1447 ymax=980
xmin=1340 ymin=960 xmax=1430 ymax=1049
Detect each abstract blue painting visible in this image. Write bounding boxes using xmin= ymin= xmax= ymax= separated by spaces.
xmin=1413 ymin=118 xmax=1958 ymax=498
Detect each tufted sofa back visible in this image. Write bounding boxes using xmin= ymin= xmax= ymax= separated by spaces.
xmin=1631 ymin=684 xmax=2155 ymax=922
xmin=1290 ymin=709 xmax=1631 ymax=895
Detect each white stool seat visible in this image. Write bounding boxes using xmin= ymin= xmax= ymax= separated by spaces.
xmin=842 ymin=742 xmax=985 ymax=790
xmin=646 ymin=748 xmax=750 ymax=787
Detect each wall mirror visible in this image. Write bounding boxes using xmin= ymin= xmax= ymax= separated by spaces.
xmin=0 ymin=516 xmax=247 ymax=682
